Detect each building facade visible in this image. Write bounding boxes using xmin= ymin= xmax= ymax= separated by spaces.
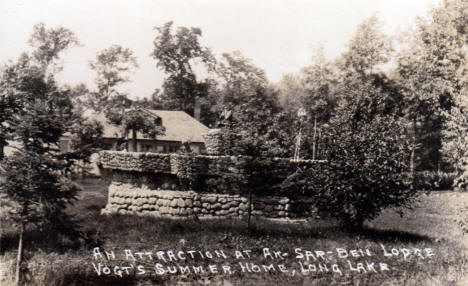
xmin=60 ymin=109 xmax=210 ymax=154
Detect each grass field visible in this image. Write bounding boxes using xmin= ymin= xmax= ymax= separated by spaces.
xmin=1 ymin=178 xmax=468 ymax=285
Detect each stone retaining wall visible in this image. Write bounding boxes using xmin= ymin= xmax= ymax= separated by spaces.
xmin=99 ymin=151 xmax=324 ymax=177
xmin=101 ymin=182 xmax=314 ymax=219
xmin=99 ymin=150 xmax=322 ymax=219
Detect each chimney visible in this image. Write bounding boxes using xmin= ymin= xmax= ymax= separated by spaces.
xmin=194 ymin=100 xmax=201 ymax=122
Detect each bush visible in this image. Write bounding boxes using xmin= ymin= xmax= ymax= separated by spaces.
xmin=453 ymin=168 xmax=468 ymax=191
xmin=283 ymin=106 xmax=417 ymax=229
xmin=413 ymin=171 xmax=457 ymax=191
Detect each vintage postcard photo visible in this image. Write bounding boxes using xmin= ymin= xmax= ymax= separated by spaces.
xmin=0 ymin=0 xmax=467 ymax=285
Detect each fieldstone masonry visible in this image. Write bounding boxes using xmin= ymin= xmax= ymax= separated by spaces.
xmin=99 ymin=141 xmax=322 ymax=219
xmin=202 ymin=128 xmax=224 ymax=155
xmin=102 ymin=183 xmax=299 ymax=219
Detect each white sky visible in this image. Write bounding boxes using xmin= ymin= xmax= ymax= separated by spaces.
xmin=0 ymin=0 xmax=440 ymax=99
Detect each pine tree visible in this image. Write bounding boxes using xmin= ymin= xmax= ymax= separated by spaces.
xmin=0 ymin=23 xmax=101 ymax=285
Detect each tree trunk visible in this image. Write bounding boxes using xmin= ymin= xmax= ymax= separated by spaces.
xmin=312 ymin=114 xmax=317 ymax=160
xmin=0 ymin=142 xmax=4 ymax=160
xmin=343 ymin=217 xmax=364 ymax=233
xmin=15 ymin=223 xmax=24 ymax=286
xmin=247 ymin=190 xmax=253 ymax=232
xmin=410 ymin=119 xmax=416 ymax=190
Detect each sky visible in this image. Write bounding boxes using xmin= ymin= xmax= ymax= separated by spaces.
xmin=0 ymin=0 xmax=441 ymax=100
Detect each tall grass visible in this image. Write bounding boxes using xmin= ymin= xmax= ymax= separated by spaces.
xmin=1 ymin=178 xmax=467 ymax=285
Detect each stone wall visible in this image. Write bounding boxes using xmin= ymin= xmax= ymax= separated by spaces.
xmin=202 ymin=128 xmax=223 ymax=155
xmin=99 ymin=151 xmax=322 ymax=177
xmin=102 ymin=182 xmax=314 ymax=219
xmin=99 ymin=150 xmax=322 ymax=220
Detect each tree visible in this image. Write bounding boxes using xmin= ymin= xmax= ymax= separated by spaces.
xmin=396 ymin=0 xmax=468 ymax=171
xmin=295 ymin=50 xmax=341 ymax=160
xmin=211 ymin=84 xmax=290 ymax=229
xmin=105 ymin=106 xmax=165 ymax=152
xmin=282 ymin=104 xmax=414 ymax=229
xmin=340 ymin=15 xmax=393 ymax=76
xmin=276 ymin=73 xmax=307 ymax=115
xmin=0 ymin=23 xmax=100 ymax=285
xmin=300 ymin=49 xmax=339 ymax=123
xmin=151 ymin=22 xmax=215 ymax=116
xmin=442 ymin=94 xmax=468 ymax=189
xmin=281 ymin=15 xmax=415 ymax=229
xmin=215 ymin=51 xmax=268 ymax=106
xmin=88 ymin=45 xmax=139 ymax=111
xmin=28 ymin=22 xmax=80 ymax=72
xmin=88 ymin=45 xmax=162 ymax=153
xmin=320 ymin=97 xmax=414 ymax=228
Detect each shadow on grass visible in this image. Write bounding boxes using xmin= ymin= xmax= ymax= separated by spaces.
xmin=2 ymin=213 xmax=432 ymax=256
xmin=46 ymin=275 xmax=141 ymax=286
xmin=90 ymin=214 xmax=342 ymax=240
xmin=358 ymin=226 xmax=432 ymax=243
xmin=246 ymin=218 xmax=346 ymax=240
xmin=0 ymin=222 xmax=105 ymax=255
xmin=23 ymin=273 xmax=164 ymax=286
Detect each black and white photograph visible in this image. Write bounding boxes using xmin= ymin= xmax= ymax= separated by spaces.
xmin=0 ymin=0 xmax=467 ymax=285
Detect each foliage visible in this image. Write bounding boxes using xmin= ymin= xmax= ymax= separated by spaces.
xmin=442 ymin=94 xmax=468 ymax=190
xmin=396 ymin=0 xmax=468 ymax=171
xmin=300 ymin=51 xmax=339 ymax=123
xmin=276 ymin=73 xmax=307 ymax=114
xmin=88 ymin=45 xmax=139 ymax=111
xmin=174 ymin=142 xmax=198 ymax=191
xmin=284 ymin=91 xmax=415 ymax=227
xmin=340 ymin=15 xmax=393 ymax=76
xmin=28 ymin=22 xmax=80 ymax=72
xmin=207 ymin=86 xmax=290 ymax=207
xmin=412 ymin=171 xmax=457 ymax=191
xmin=0 ymin=24 xmax=102 ymax=284
xmin=215 ymin=51 xmax=268 ymax=106
xmin=151 ymin=21 xmax=215 ymax=116
xmin=105 ymin=106 xmax=165 ymax=152
xmin=0 ymin=150 xmax=80 ymax=235
xmin=280 ymin=15 xmax=417 ymax=228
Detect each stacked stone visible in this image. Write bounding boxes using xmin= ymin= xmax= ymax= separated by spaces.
xmin=202 ymin=129 xmax=223 ymax=155
xmin=102 ymin=182 xmax=299 ymax=219
xmin=99 ymin=149 xmax=324 ymax=220
xmin=253 ymin=197 xmax=292 ymax=218
xmin=99 ymin=150 xmax=323 ymax=178
xmin=99 ymin=151 xmax=171 ymax=173
xmin=102 ymin=183 xmax=246 ymax=218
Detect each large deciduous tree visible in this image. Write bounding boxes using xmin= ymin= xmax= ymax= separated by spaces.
xmin=396 ymin=0 xmax=468 ymax=171
xmin=88 ymin=45 xmax=139 ymax=111
xmin=442 ymin=93 xmax=468 ymax=190
xmin=88 ymin=45 xmax=164 ymax=153
xmin=216 ymin=51 xmax=268 ymax=105
xmin=151 ymin=21 xmax=215 ymax=117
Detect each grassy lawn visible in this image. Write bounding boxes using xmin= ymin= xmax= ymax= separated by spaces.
xmin=1 ymin=178 xmax=468 ymax=285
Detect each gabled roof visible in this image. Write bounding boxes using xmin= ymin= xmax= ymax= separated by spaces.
xmin=86 ymin=109 xmax=209 ymax=143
